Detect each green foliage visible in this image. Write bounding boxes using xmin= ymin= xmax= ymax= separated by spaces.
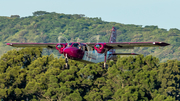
xmin=0 ymin=48 xmax=179 ymax=100
xmin=32 ymin=11 xmax=50 ymax=16
xmin=1 ymin=11 xmax=180 ymax=100
xmin=0 ymin=11 xmax=180 ymax=62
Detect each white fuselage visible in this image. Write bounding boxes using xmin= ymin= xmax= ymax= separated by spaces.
xmin=81 ymin=50 xmax=115 ymax=63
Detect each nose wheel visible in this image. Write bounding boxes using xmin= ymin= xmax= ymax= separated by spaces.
xmin=64 ymin=54 xmax=69 ymax=69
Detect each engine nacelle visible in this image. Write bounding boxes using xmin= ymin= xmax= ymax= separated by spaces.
xmin=94 ymin=43 xmax=106 ymax=53
xmin=56 ymin=43 xmax=67 ymax=54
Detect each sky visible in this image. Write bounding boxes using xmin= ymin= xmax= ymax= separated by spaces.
xmin=0 ymin=0 xmax=179 ymax=30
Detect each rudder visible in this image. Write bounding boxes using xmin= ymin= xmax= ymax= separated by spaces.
xmin=109 ymin=27 xmax=117 ymax=43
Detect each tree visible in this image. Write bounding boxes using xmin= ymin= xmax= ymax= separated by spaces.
xmin=33 ymin=11 xmax=50 ymax=16
xmin=0 ymin=47 xmax=179 ymax=100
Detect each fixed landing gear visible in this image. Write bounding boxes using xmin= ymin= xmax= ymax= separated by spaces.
xmin=102 ymin=50 xmax=108 ymax=69
xmin=101 ymin=64 xmax=108 ymax=69
xmin=63 ymin=64 xmax=69 ymax=69
xmin=63 ymin=54 xmax=69 ymax=69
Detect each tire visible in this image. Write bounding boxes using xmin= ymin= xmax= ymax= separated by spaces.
xmin=102 ymin=64 xmax=108 ymax=69
xmin=105 ymin=64 xmax=108 ymax=69
xmin=67 ymin=64 xmax=70 ymax=69
xmin=63 ymin=64 xmax=70 ymax=69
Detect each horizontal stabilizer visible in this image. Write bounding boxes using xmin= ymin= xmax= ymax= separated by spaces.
xmin=110 ymin=53 xmax=139 ymax=55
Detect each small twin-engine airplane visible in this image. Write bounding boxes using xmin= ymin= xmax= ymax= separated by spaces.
xmin=6 ymin=27 xmax=170 ymax=69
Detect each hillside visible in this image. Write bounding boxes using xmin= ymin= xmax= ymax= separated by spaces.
xmin=0 ymin=11 xmax=180 ymax=62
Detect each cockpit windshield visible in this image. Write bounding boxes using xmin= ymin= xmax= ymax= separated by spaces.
xmin=72 ymin=43 xmax=79 ymax=48
xmin=67 ymin=43 xmax=80 ymax=49
xmin=67 ymin=43 xmax=87 ymax=51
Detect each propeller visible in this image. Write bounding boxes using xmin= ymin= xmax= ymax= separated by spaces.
xmin=88 ymin=35 xmax=108 ymax=68
xmin=88 ymin=35 xmax=100 ymax=52
xmin=57 ymin=35 xmax=70 ymax=69
xmin=88 ymin=35 xmax=100 ymax=43
xmin=41 ymin=34 xmax=70 ymax=57
xmin=58 ymin=35 xmax=69 ymax=43
xmin=76 ymin=37 xmax=82 ymax=43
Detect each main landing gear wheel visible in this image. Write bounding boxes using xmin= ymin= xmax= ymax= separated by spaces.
xmin=101 ymin=64 xmax=108 ymax=69
xmin=105 ymin=64 xmax=108 ymax=69
xmin=63 ymin=64 xmax=69 ymax=69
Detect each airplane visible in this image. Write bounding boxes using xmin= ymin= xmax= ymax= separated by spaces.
xmin=6 ymin=27 xmax=170 ymax=69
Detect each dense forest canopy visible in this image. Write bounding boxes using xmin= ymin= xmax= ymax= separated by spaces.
xmin=0 ymin=47 xmax=180 ymax=100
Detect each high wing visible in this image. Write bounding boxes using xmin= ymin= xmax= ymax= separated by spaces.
xmin=6 ymin=42 xmax=170 ymax=50
xmin=86 ymin=42 xmax=170 ymax=49
xmin=6 ymin=43 xmax=62 ymax=49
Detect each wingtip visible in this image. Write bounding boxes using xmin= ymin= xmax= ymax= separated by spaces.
xmin=155 ymin=42 xmax=170 ymax=46
xmin=166 ymin=43 xmax=170 ymax=46
xmin=6 ymin=43 xmax=12 ymax=46
xmin=161 ymin=42 xmax=170 ymax=46
xmin=6 ymin=43 xmax=10 ymax=45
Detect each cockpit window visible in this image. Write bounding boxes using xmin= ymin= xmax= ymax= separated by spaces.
xmin=67 ymin=43 xmax=73 ymax=47
xmin=72 ymin=43 xmax=79 ymax=48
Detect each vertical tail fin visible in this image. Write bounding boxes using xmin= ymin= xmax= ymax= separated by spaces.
xmin=108 ymin=27 xmax=117 ymax=60
xmin=109 ymin=27 xmax=117 ymax=43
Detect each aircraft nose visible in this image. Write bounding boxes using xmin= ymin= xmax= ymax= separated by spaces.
xmin=63 ymin=47 xmax=73 ymax=57
xmin=63 ymin=47 xmax=84 ymax=59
